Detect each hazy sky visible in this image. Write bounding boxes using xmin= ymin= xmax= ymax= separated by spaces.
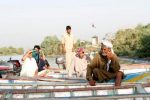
xmin=0 ymin=0 xmax=150 ymax=49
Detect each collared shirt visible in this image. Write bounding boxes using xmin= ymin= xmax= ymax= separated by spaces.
xmin=62 ymin=33 xmax=76 ymax=52
xmin=107 ymin=60 xmax=111 ymax=71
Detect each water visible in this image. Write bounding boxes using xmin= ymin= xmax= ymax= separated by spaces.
xmin=0 ymin=55 xmax=149 ymax=67
xmin=0 ymin=55 xmax=58 ymax=67
xmin=119 ymin=57 xmax=150 ymax=64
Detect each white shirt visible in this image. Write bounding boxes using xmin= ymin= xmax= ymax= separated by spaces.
xmin=74 ymin=56 xmax=87 ymax=72
xmin=62 ymin=33 xmax=76 ymax=52
xmin=107 ymin=60 xmax=111 ymax=71
xmin=20 ymin=58 xmax=38 ymax=77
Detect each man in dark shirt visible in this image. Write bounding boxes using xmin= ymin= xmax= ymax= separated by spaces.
xmin=86 ymin=40 xmax=124 ymax=86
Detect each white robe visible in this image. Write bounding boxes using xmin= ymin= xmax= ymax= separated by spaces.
xmin=74 ymin=56 xmax=87 ymax=78
xmin=20 ymin=58 xmax=38 ymax=77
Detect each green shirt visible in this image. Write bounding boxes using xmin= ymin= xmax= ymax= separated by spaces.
xmin=32 ymin=51 xmax=40 ymax=64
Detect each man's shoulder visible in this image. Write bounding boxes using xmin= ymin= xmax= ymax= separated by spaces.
xmin=112 ymin=54 xmax=119 ymax=61
xmin=93 ymin=52 xmax=101 ymax=59
xmin=113 ymin=53 xmax=118 ymax=58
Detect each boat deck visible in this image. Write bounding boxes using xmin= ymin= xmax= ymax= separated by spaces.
xmin=1 ymin=64 xmax=150 ymax=99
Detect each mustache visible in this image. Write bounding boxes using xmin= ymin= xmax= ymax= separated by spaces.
xmin=102 ymin=52 xmax=107 ymax=56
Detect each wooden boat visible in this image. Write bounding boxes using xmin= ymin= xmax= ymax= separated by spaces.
xmin=0 ymin=81 xmax=150 ymax=99
xmin=0 ymin=64 xmax=150 ymax=99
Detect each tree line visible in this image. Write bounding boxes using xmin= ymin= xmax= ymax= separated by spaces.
xmin=1 ymin=23 xmax=149 ymax=58
xmin=41 ymin=23 xmax=150 ymax=58
xmin=40 ymin=35 xmax=92 ymax=56
xmin=113 ymin=24 xmax=150 ymax=58
xmin=41 ymin=35 xmax=62 ymax=56
xmin=0 ymin=46 xmax=24 ymax=55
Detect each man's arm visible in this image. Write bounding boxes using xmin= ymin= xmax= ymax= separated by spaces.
xmin=62 ymin=44 xmax=66 ymax=54
xmin=86 ymin=64 xmax=93 ymax=81
xmin=106 ymin=50 xmax=120 ymax=72
xmin=72 ymin=43 xmax=76 ymax=52
xmin=61 ymin=35 xmax=66 ymax=54
xmin=110 ymin=55 xmax=120 ymax=72
xmin=86 ymin=53 xmax=99 ymax=81
xmin=22 ymin=50 xmax=31 ymax=61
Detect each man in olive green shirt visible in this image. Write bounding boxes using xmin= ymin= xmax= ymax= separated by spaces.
xmin=86 ymin=40 xmax=124 ymax=86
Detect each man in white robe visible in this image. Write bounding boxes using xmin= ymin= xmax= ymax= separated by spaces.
xmin=20 ymin=50 xmax=38 ymax=77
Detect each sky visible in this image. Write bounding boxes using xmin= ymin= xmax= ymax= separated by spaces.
xmin=0 ymin=0 xmax=150 ymax=49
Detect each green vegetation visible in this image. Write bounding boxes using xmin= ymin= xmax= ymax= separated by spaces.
xmin=1 ymin=23 xmax=149 ymax=58
xmin=76 ymin=39 xmax=92 ymax=48
xmin=113 ymin=24 xmax=150 ymax=58
xmin=40 ymin=36 xmax=95 ymax=56
xmin=0 ymin=46 xmax=24 ymax=55
xmin=41 ymin=35 xmax=62 ymax=56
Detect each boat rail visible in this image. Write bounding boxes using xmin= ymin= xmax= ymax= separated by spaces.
xmin=0 ymin=83 xmax=150 ymax=99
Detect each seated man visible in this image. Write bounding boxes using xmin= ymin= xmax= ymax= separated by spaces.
xmin=32 ymin=45 xmax=50 ymax=72
xmin=86 ymin=40 xmax=124 ymax=86
xmin=38 ymin=51 xmax=50 ymax=72
xmin=74 ymin=48 xmax=88 ymax=78
xmin=20 ymin=50 xmax=38 ymax=77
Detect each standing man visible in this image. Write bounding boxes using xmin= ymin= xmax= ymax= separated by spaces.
xmin=62 ymin=26 xmax=76 ymax=77
xmin=86 ymin=40 xmax=124 ymax=86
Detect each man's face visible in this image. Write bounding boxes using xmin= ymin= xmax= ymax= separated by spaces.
xmin=79 ymin=51 xmax=85 ymax=58
xmin=34 ymin=48 xmax=40 ymax=52
xmin=66 ymin=29 xmax=71 ymax=34
xmin=101 ymin=47 xmax=110 ymax=56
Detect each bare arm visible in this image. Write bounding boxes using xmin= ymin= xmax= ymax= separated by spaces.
xmin=40 ymin=50 xmax=46 ymax=60
xmin=22 ymin=50 xmax=32 ymax=61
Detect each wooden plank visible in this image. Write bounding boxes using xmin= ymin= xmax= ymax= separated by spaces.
xmin=4 ymin=93 xmax=150 ymax=100
xmin=0 ymin=85 xmax=136 ymax=94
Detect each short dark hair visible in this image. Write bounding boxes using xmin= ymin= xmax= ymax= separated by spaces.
xmin=34 ymin=45 xmax=41 ymax=50
xmin=66 ymin=26 xmax=71 ymax=30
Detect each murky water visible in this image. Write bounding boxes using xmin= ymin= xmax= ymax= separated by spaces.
xmin=0 ymin=55 xmax=58 ymax=67
xmin=0 ymin=55 xmax=149 ymax=67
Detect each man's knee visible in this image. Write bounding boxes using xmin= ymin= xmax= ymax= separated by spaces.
xmin=115 ymin=71 xmax=124 ymax=86
xmin=93 ymin=68 xmax=99 ymax=74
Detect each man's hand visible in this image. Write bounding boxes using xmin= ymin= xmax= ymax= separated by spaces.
xmin=106 ymin=51 xmax=113 ymax=60
xmin=89 ymin=80 xmax=96 ymax=86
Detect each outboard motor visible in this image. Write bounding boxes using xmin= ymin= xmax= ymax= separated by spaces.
xmin=7 ymin=58 xmax=21 ymax=73
xmin=0 ymin=61 xmax=14 ymax=78
xmin=56 ymin=57 xmax=66 ymax=69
